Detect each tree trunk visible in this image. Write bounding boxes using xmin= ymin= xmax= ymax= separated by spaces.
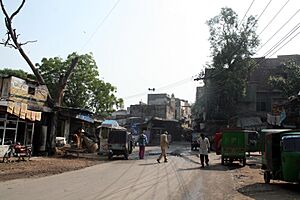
xmin=1 ymin=0 xmax=79 ymax=155
xmin=48 ymin=57 xmax=79 ymax=154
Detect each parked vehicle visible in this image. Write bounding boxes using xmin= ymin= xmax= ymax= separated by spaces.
xmin=96 ymin=120 xmax=121 ymax=155
xmin=108 ymin=129 xmax=134 ymax=160
xmin=221 ymin=129 xmax=246 ymax=166
xmin=262 ymin=130 xmax=300 ymax=183
xmin=260 ymin=129 xmax=291 ymax=168
xmin=2 ymin=141 xmax=32 ymax=163
xmin=191 ymin=132 xmax=200 ymax=151
xmin=214 ymin=132 xmax=222 ymax=155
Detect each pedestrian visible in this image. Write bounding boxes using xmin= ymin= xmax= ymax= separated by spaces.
xmin=157 ymin=131 xmax=169 ymax=163
xmin=198 ymin=133 xmax=210 ymax=168
xmin=138 ymin=130 xmax=148 ymax=159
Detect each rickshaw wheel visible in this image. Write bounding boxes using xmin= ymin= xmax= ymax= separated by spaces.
xmin=264 ymin=171 xmax=271 ymax=184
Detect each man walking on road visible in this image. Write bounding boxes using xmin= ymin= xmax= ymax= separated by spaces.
xmin=138 ymin=130 xmax=148 ymax=159
xmin=157 ymin=131 xmax=169 ymax=163
xmin=198 ymin=133 xmax=210 ymax=168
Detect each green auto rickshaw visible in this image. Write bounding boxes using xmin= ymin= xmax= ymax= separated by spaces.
xmin=263 ymin=130 xmax=300 ymax=183
xmin=260 ymin=129 xmax=291 ymax=169
xmin=221 ymin=129 xmax=246 ymax=166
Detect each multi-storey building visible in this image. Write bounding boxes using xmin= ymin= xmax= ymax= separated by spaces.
xmin=198 ymin=54 xmax=300 ymax=132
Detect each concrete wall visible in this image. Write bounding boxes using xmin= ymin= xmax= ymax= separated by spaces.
xmin=148 ymin=93 xmax=170 ymax=105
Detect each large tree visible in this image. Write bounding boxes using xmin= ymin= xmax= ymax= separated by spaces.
xmin=269 ymin=60 xmax=300 ymax=98
xmin=0 ymin=0 xmax=78 ymax=154
xmin=199 ymin=7 xmax=260 ymax=119
xmin=37 ymin=52 xmax=123 ymax=117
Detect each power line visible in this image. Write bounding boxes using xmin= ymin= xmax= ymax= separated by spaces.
xmin=80 ymin=0 xmax=121 ymax=52
xmin=256 ymin=8 xmax=300 ymax=53
xmin=256 ymin=0 xmax=273 ymax=22
xmin=269 ymin=31 xmax=300 ymax=57
xmin=258 ymin=0 xmax=290 ymax=36
xmin=156 ymin=76 xmax=196 ymax=91
xmin=123 ymin=75 xmax=197 ymax=100
xmin=239 ymin=0 xmax=255 ymax=27
xmin=263 ymin=23 xmax=300 ymax=57
xmin=216 ymin=0 xmax=272 ymax=76
xmin=198 ymin=3 xmax=299 ymax=96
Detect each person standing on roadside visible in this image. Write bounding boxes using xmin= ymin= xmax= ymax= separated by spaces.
xmin=138 ymin=130 xmax=148 ymax=159
xmin=198 ymin=133 xmax=210 ymax=168
xmin=157 ymin=131 xmax=169 ymax=163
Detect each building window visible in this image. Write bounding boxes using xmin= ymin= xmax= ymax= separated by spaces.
xmin=28 ymin=86 xmax=35 ymax=95
xmin=256 ymin=102 xmax=266 ymax=111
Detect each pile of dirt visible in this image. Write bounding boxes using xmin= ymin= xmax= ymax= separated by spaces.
xmin=0 ymin=156 xmax=103 ymax=182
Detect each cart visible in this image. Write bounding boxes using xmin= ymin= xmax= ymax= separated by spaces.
xmin=221 ymin=129 xmax=246 ymax=166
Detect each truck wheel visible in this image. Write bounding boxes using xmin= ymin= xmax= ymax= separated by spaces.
xmin=108 ymin=152 xmax=113 ymax=160
xmin=264 ymin=171 xmax=271 ymax=184
xmin=124 ymin=153 xmax=129 ymax=160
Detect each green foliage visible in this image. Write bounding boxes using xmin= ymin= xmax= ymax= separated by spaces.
xmin=204 ymin=7 xmax=260 ymax=119
xmin=269 ymin=60 xmax=300 ymax=97
xmin=0 ymin=68 xmax=36 ymax=80
xmin=36 ymin=52 xmax=123 ymax=116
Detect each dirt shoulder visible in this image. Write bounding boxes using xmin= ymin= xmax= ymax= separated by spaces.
xmin=0 ymin=155 xmax=103 ymax=182
xmin=230 ymin=154 xmax=300 ymax=199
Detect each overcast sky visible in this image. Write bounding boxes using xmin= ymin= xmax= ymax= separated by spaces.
xmin=0 ymin=0 xmax=299 ymax=108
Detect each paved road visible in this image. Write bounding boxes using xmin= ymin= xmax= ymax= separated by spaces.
xmin=0 ymin=143 xmax=236 ymax=200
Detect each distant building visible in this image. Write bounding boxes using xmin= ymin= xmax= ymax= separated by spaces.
xmin=198 ymin=54 xmax=300 ymax=133
xmin=110 ymin=109 xmax=129 ymax=126
xmin=130 ymin=93 xmax=191 ymax=124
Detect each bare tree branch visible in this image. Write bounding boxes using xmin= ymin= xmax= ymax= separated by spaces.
xmin=20 ymin=40 xmax=37 ymax=46
xmin=10 ymin=0 xmax=25 ymax=20
xmin=1 ymin=0 xmax=80 ymax=155
xmin=0 ymin=0 xmax=10 ymax=21
xmin=0 ymin=41 xmax=17 ymax=48
xmin=0 ymin=0 xmax=46 ymax=85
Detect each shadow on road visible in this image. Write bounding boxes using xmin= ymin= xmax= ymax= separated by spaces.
xmin=238 ymin=182 xmax=300 ymax=200
xmin=178 ymin=162 xmax=245 ymax=172
xmin=139 ymin=162 xmax=158 ymax=166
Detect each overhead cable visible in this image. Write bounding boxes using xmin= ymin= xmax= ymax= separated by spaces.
xmin=80 ymin=0 xmax=121 ymax=52
xmin=263 ymin=23 xmax=300 ymax=57
xmin=123 ymin=75 xmax=197 ymax=100
xmin=258 ymin=0 xmax=290 ymax=36
xmin=256 ymin=8 xmax=300 ymax=53
xmin=269 ymin=31 xmax=300 ymax=57
xmin=239 ymin=0 xmax=255 ymax=27
xmin=256 ymin=0 xmax=273 ymax=22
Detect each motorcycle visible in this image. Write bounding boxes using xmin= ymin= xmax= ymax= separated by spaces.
xmin=2 ymin=141 xmax=32 ymax=163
